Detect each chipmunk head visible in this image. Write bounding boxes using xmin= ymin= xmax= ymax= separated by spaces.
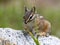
xmin=23 ymin=7 xmax=36 ymax=24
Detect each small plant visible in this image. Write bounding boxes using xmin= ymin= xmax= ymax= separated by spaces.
xmin=29 ymin=32 xmax=40 ymax=45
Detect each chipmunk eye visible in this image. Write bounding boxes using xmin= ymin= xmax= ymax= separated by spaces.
xmin=30 ymin=16 xmax=32 ymax=19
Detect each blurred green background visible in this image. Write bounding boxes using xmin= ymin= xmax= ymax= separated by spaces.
xmin=0 ymin=0 xmax=60 ymax=38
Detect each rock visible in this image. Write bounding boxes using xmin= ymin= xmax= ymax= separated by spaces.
xmin=0 ymin=28 xmax=60 ymax=45
xmin=38 ymin=36 xmax=60 ymax=45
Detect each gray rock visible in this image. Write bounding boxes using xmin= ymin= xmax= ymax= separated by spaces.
xmin=0 ymin=28 xmax=60 ymax=45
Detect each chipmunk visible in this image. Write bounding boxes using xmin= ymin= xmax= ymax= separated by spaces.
xmin=23 ymin=7 xmax=51 ymax=38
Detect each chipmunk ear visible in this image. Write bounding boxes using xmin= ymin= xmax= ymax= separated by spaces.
xmin=31 ymin=6 xmax=36 ymax=13
xmin=24 ymin=6 xmax=29 ymax=13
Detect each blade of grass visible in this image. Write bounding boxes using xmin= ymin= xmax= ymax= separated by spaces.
xmin=29 ymin=32 xmax=40 ymax=45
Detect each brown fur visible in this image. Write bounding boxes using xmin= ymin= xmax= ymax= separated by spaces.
xmin=34 ymin=15 xmax=51 ymax=37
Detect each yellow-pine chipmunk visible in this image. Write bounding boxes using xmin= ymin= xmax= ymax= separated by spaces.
xmin=23 ymin=7 xmax=51 ymax=38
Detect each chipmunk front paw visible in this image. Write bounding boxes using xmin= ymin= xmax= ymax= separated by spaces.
xmin=39 ymin=32 xmax=46 ymax=36
xmin=36 ymin=32 xmax=49 ymax=38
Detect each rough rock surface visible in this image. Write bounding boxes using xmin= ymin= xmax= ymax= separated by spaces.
xmin=0 ymin=28 xmax=60 ymax=45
